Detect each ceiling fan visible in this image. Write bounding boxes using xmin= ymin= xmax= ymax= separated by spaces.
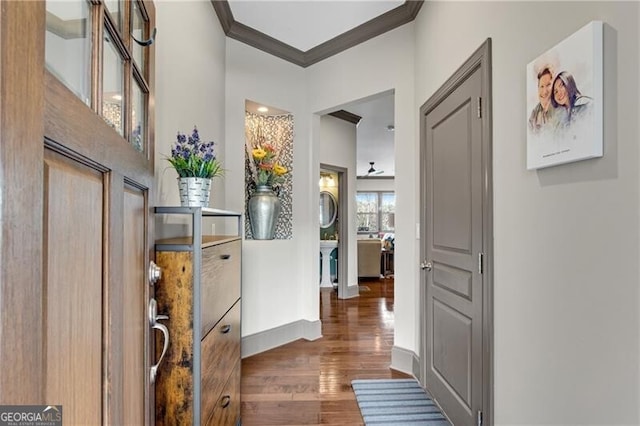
xmin=366 ymin=161 xmax=384 ymax=176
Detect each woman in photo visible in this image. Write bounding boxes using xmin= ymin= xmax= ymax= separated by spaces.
xmin=551 ymin=71 xmax=591 ymax=127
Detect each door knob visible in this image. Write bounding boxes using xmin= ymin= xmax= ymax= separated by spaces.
xmin=421 ymin=261 xmax=432 ymax=271
xmin=149 ymin=261 xmax=162 ymax=285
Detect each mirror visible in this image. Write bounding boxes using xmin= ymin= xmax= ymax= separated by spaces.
xmin=319 ymin=191 xmax=337 ymax=229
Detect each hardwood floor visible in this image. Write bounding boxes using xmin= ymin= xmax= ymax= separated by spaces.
xmin=241 ymin=278 xmax=410 ymax=425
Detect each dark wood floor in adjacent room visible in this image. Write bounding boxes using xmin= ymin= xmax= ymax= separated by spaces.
xmin=240 ymin=278 xmax=410 ymax=425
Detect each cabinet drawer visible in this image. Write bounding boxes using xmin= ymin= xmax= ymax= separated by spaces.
xmin=200 ymin=300 xmax=240 ymax=420
xmin=204 ymin=361 xmax=241 ymax=426
xmin=201 ymin=240 xmax=241 ymax=335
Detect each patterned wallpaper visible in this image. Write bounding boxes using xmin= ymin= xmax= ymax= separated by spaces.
xmin=244 ymin=112 xmax=294 ymax=239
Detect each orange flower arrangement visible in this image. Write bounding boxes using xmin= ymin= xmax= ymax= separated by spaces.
xmin=245 ymin=122 xmax=289 ymax=187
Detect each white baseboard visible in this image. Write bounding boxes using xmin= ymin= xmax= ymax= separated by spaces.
xmin=242 ymin=326 xmax=423 ymax=383
xmin=241 ymin=319 xmax=322 ymax=358
xmin=391 ymin=345 xmax=422 ymax=381
xmin=344 ymin=284 xmax=359 ymax=298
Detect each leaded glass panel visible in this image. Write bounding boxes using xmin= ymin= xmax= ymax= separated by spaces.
xmin=45 ymin=0 xmax=91 ymax=105
xmin=131 ymin=78 xmax=147 ymax=152
xmin=104 ymin=0 xmax=123 ymax=33
xmin=131 ymin=1 xmax=146 ymax=75
xmin=102 ymin=28 xmax=124 ymax=136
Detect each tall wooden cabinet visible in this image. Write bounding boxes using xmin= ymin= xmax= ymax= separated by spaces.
xmin=153 ymin=207 xmax=242 ymax=425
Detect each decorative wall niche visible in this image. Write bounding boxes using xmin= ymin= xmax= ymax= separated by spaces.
xmin=244 ymin=110 xmax=294 ymax=239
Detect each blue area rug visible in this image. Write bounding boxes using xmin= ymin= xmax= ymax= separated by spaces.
xmin=351 ymin=379 xmax=450 ymax=425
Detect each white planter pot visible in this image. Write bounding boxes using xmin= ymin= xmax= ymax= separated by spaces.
xmin=177 ymin=177 xmax=211 ymax=207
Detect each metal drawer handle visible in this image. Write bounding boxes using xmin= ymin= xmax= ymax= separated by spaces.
xmin=220 ymin=254 xmax=231 ymax=260
xmin=220 ymin=395 xmax=231 ymax=408
xmin=220 ymin=324 xmax=231 ymax=334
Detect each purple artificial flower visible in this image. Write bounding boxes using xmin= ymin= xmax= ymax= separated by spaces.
xmin=167 ymin=126 xmax=223 ymax=178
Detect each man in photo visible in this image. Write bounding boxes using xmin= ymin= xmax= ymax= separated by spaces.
xmin=528 ymin=66 xmax=555 ymax=132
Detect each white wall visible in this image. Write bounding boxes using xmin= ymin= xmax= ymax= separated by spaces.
xmin=224 ymin=39 xmax=315 ymax=337
xmin=319 ymin=115 xmax=357 ymax=291
xmin=154 ymin=3 xmax=640 ymax=422
xmin=223 ymin=23 xmax=416 ymax=352
xmin=307 ymin=23 xmax=418 ymax=355
xmin=415 ymin=2 xmax=640 ymax=423
xmin=154 ymin=1 xmax=227 ymax=213
xmin=356 ymin=178 xmax=395 ymax=192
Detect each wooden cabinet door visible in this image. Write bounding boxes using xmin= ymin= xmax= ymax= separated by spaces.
xmin=0 ymin=2 xmax=156 ymax=425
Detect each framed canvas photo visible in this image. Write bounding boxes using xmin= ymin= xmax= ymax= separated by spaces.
xmin=526 ymin=21 xmax=603 ymax=170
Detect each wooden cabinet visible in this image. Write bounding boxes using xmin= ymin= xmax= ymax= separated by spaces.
xmin=154 ymin=207 xmax=242 ymax=426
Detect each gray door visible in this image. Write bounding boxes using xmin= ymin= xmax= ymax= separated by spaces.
xmin=420 ymin=41 xmax=492 ymax=426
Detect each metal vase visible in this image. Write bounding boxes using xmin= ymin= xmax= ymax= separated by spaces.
xmin=178 ymin=177 xmax=211 ymax=207
xmin=248 ymin=185 xmax=281 ymax=240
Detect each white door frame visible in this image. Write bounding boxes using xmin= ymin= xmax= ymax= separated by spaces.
xmin=320 ymin=163 xmax=349 ymax=299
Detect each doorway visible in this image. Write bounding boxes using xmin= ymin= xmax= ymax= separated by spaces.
xmin=419 ymin=39 xmax=493 ymax=426
xmin=320 ymin=165 xmax=348 ymax=299
xmin=318 ymin=91 xmax=395 ymax=301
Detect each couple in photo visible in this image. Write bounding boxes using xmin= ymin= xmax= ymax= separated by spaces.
xmin=528 ymin=66 xmax=591 ymax=133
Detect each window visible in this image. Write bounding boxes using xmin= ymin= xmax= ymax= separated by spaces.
xmin=45 ymin=0 xmax=152 ymax=155
xmin=45 ymin=0 xmax=92 ymax=105
xmin=356 ymin=191 xmax=395 ymax=235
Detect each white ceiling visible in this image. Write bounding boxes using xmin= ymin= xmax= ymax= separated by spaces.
xmin=228 ymin=0 xmax=404 ymax=51
xmin=229 ymin=1 xmax=398 ymax=177
xmin=346 ymin=93 xmax=395 ymax=177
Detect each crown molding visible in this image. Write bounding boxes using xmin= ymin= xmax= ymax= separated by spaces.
xmin=211 ymin=0 xmax=306 ymax=66
xmin=328 ymin=110 xmax=362 ymax=125
xmin=211 ymin=0 xmax=424 ymax=68
xmin=356 ymin=175 xmax=395 ymax=180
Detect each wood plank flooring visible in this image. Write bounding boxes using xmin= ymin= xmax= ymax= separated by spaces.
xmin=241 ymin=278 xmax=410 ymax=425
